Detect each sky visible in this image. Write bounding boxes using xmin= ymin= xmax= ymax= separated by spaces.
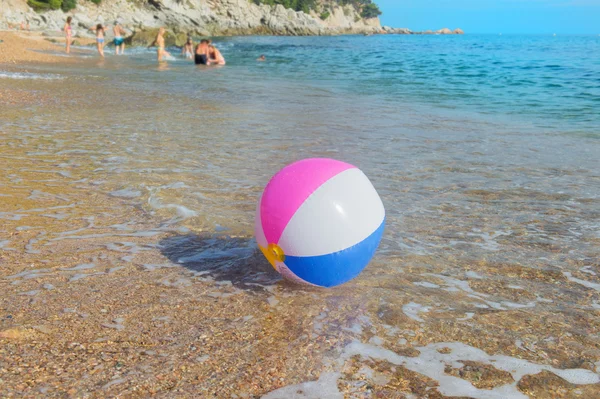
xmin=377 ymin=0 xmax=600 ymax=34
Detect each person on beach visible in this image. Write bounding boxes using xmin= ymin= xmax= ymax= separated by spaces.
xmin=194 ymin=39 xmax=210 ymax=65
xmin=64 ymin=17 xmax=73 ymax=54
xmin=181 ymin=37 xmax=194 ymax=59
xmin=90 ymin=24 xmax=107 ymax=57
xmin=113 ymin=21 xmax=126 ymax=55
xmin=257 ymin=55 xmax=266 ymax=61
xmin=149 ymin=27 xmax=170 ymax=62
xmin=208 ymin=45 xmax=226 ymax=65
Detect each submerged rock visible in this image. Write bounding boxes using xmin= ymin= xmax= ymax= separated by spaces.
xmin=127 ymin=28 xmax=161 ymax=47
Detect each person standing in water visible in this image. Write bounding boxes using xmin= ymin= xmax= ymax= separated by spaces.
xmin=89 ymin=24 xmax=107 ymax=57
xmin=149 ymin=27 xmax=170 ymax=62
xmin=113 ymin=21 xmax=126 ymax=55
xmin=63 ymin=17 xmax=73 ymax=54
xmin=181 ymin=37 xmax=194 ymax=59
xmin=194 ymin=39 xmax=210 ymax=65
xmin=208 ymin=45 xmax=226 ymax=65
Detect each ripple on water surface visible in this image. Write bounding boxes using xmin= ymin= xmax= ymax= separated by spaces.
xmin=1 ymin=35 xmax=600 ymax=397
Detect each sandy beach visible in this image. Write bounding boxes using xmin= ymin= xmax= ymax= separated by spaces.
xmin=0 ymin=30 xmax=97 ymax=107
xmin=1 ymin=31 xmax=66 ymax=64
xmin=1 ymin=32 xmax=599 ymax=398
xmin=0 ymin=30 xmax=98 ymax=64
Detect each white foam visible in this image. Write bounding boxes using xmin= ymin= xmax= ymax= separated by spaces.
xmin=502 ymin=301 xmax=536 ymax=309
xmin=7 ymin=268 xmax=53 ymax=279
xmin=357 ymin=364 xmax=391 ymax=385
xmin=426 ymin=274 xmax=476 ymax=294
xmin=160 ymin=277 xmax=192 ymax=287
xmin=159 ymin=182 xmax=188 ymax=189
xmin=457 ymin=312 xmax=475 ymax=321
xmin=142 ymin=263 xmax=180 ymax=271
xmin=402 ymin=302 xmax=430 ymax=322
xmin=102 ymin=377 xmax=127 ymax=389
xmin=148 ymin=194 xmax=197 ymax=219
xmin=63 ymin=263 xmax=96 ymax=271
xmin=563 ymin=272 xmax=600 ymax=292
xmin=466 ymin=271 xmax=485 ymax=279
xmin=0 ymin=72 xmax=63 ymax=80
xmin=106 ymin=266 xmax=124 ymax=275
xmin=426 ymin=273 xmax=536 ymax=311
xmin=464 ymin=229 xmax=512 ymax=251
xmin=340 ymin=341 xmax=600 ymax=399
xmin=267 ymin=296 xmax=279 ymax=307
xmin=413 ymin=281 xmax=440 ymax=288
xmin=102 ymin=318 xmax=125 ymax=331
xmin=261 ymin=372 xmax=342 ymax=399
xmin=19 ymin=290 xmax=40 ymax=296
xmin=342 ymin=323 xmax=362 ymax=334
xmin=580 ymin=266 xmax=597 ymax=276
xmin=0 ymin=212 xmax=26 ymax=221
xmin=383 ymin=324 xmax=400 ymax=336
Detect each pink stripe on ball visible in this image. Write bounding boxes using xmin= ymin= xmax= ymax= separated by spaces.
xmin=260 ymin=158 xmax=355 ymax=244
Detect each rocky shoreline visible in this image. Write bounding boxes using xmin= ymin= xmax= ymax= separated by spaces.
xmin=380 ymin=26 xmax=464 ymax=35
xmin=2 ymin=0 xmax=463 ymax=43
xmin=2 ymin=0 xmax=380 ymax=38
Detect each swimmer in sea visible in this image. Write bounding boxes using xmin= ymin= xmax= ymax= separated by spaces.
xmin=89 ymin=24 xmax=107 ymax=57
xmin=257 ymin=54 xmax=266 ymax=61
xmin=194 ymin=39 xmax=210 ymax=65
xmin=208 ymin=45 xmax=226 ymax=65
xmin=149 ymin=27 xmax=171 ymax=62
xmin=113 ymin=21 xmax=126 ymax=55
xmin=64 ymin=16 xmax=73 ymax=54
xmin=181 ymin=37 xmax=194 ymax=60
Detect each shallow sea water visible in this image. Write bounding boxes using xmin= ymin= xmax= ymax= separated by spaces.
xmin=0 ymin=34 xmax=599 ymax=398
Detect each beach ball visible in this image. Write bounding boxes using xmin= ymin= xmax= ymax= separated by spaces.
xmin=255 ymin=158 xmax=385 ymax=287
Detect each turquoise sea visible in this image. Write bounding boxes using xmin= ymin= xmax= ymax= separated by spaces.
xmin=1 ymin=34 xmax=600 ymax=397
xmin=71 ymin=33 xmax=600 ymax=135
xmin=37 ymin=32 xmax=598 ymax=262
xmin=194 ymin=34 xmax=600 ymax=136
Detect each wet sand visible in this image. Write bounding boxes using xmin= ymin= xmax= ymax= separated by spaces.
xmin=1 ymin=49 xmax=599 ymax=398
xmin=0 ymin=31 xmax=83 ymax=64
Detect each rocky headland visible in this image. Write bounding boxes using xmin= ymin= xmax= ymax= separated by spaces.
xmin=381 ymin=26 xmax=464 ymax=35
xmin=1 ymin=0 xmax=463 ymax=46
xmin=2 ymin=0 xmax=381 ymax=41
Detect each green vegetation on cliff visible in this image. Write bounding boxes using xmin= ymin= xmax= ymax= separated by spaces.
xmin=252 ymin=0 xmax=382 ymax=19
xmin=28 ymin=0 xmax=99 ymax=12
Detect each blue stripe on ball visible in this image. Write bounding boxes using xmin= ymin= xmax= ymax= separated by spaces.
xmin=283 ymin=219 xmax=385 ymax=287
